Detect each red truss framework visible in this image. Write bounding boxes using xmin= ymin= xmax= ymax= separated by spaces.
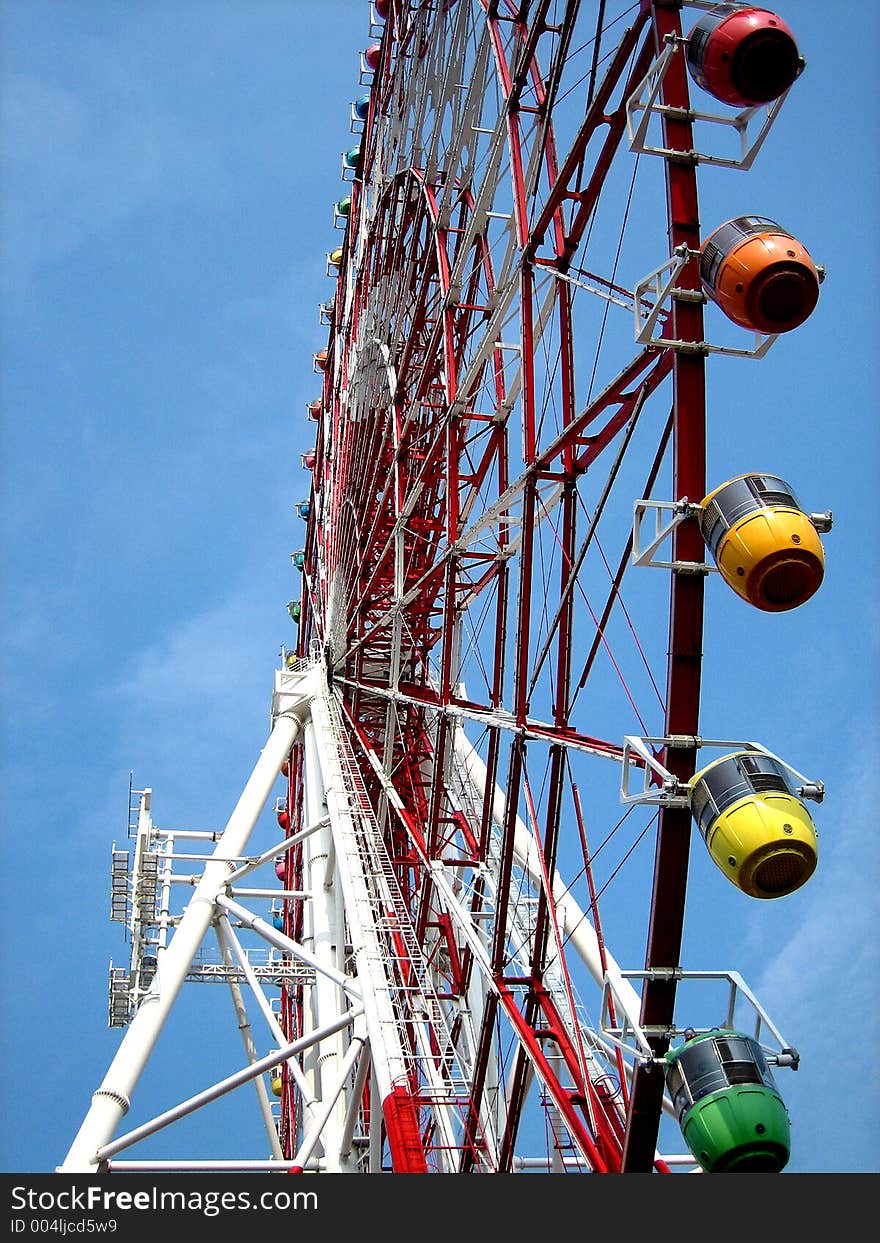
xmin=288 ymin=0 xmax=713 ymax=1172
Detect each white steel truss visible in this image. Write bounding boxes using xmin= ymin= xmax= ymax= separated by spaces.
xmin=62 ymin=656 xmax=699 ymax=1174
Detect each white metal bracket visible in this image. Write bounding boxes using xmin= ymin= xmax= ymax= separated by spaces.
xmin=621 ymin=735 xmax=825 ymax=809
xmin=621 ymin=735 xmax=691 ymax=808
xmin=627 ymin=34 xmax=794 ymax=172
xmin=368 ymin=3 xmax=386 ymax=37
xmin=271 ymin=662 xmax=316 ymax=728
xmin=600 ymin=974 xmax=654 ymax=1062
xmin=632 ymin=496 xmax=713 ymax=574
xmin=357 ymin=51 xmax=376 ymax=88
xmin=633 ymin=498 xmax=832 ymax=573
xmin=634 ymin=245 xmax=780 ymax=357
xmin=600 ymin=968 xmax=800 ymax=1068
xmin=634 ymin=245 xmax=691 ymax=346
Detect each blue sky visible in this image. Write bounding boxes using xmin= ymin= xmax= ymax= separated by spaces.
xmin=1 ymin=1 xmax=877 ymax=1176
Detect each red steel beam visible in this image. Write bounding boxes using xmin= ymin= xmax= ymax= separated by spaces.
xmin=526 ymin=6 xmax=652 ymax=262
xmin=621 ymin=0 xmax=707 ymax=1171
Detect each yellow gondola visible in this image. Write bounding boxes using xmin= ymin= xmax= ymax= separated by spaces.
xmin=689 ymin=750 xmax=818 ymax=898
xmin=699 ymin=473 xmax=825 ymax=611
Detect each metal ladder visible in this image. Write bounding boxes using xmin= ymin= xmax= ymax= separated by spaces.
xmin=321 ymin=690 xmax=479 ymax=1165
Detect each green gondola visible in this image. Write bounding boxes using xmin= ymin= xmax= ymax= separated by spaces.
xmin=665 ymin=1028 xmax=791 ymax=1172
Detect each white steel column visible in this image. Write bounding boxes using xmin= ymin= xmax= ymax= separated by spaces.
xmin=60 ymin=688 xmax=307 ymax=1173
xmin=214 ymin=922 xmax=285 ymax=1159
xmin=156 ymin=834 xmax=174 ymax=957
xmin=289 ymin=1020 xmax=367 ymax=1172
xmin=466 ymin=954 xmax=502 ymax=1167
xmin=308 ymin=688 xmax=411 ymax=1104
xmin=299 ymin=716 xmax=349 ymax=1169
xmin=214 ymin=913 xmax=319 ymax=1124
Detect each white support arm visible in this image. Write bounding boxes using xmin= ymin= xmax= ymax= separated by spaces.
xmin=59 ymin=694 xmax=307 ymax=1173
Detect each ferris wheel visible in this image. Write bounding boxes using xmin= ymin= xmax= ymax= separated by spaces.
xmin=62 ymin=0 xmax=831 ymax=1177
